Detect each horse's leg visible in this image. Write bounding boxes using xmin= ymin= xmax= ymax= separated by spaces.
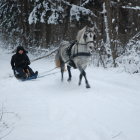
xmin=79 ymin=69 xmax=90 ymax=88
xmin=83 ymin=70 xmax=90 ymax=88
xmin=67 ymin=65 xmax=72 ymax=82
xmin=60 ymin=62 xmax=65 ymax=81
xmin=79 ymin=73 xmax=83 ymax=85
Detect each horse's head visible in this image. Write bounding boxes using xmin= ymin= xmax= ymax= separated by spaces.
xmin=83 ymin=27 xmax=96 ymax=53
xmin=76 ymin=26 xmax=96 ymax=53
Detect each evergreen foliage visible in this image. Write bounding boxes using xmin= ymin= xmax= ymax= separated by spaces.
xmin=0 ymin=0 xmax=140 ymax=73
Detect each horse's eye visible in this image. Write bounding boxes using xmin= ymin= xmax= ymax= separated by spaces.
xmin=93 ymin=35 xmax=96 ymax=40
xmin=89 ymin=46 xmax=92 ymax=49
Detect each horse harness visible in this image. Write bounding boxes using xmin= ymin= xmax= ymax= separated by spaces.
xmin=67 ymin=40 xmax=92 ymax=58
xmin=66 ymin=40 xmax=92 ymax=68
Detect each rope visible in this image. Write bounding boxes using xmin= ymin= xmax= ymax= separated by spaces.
xmin=39 ymin=66 xmax=58 ymax=75
xmin=38 ymin=71 xmax=60 ymax=78
xmin=31 ymin=48 xmax=58 ymax=62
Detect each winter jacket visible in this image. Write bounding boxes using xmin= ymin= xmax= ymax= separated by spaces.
xmin=11 ymin=47 xmax=30 ymax=70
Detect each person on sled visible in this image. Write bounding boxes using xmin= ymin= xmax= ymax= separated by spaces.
xmin=11 ymin=46 xmax=38 ymax=80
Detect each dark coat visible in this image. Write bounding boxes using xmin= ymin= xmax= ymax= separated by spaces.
xmin=11 ymin=47 xmax=30 ymax=70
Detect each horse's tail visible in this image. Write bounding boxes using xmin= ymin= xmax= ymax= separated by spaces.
xmin=55 ymin=50 xmax=67 ymax=71
xmin=55 ymin=58 xmax=61 ymax=68
xmin=55 ymin=51 xmax=61 ymax=67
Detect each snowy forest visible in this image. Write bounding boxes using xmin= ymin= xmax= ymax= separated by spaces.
xmin=1 ymin=1 xmax=140 ymax=140
xmin=0 ymin=0 xmax=140 ymax=72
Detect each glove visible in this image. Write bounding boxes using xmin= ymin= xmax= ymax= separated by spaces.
xmin=13 ymin=69 xmax=19 ymax=75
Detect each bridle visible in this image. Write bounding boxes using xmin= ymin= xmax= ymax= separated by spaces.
xmin=77 ymin=30 xmax=95 ymax=46
xmin=77 ymin=41 xmax=94 ymax=46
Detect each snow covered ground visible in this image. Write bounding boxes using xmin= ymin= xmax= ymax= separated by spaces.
xmin=0 ymin=47 xmax=140 ymax=140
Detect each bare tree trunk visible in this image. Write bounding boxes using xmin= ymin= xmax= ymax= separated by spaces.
xmin=103 ymin=1 xmax=112 ymax=56
xmin=103 ymin=0 xmax=117 ymax=67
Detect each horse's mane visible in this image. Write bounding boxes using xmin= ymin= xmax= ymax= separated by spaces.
xmin=76 ymin=26 xmax=87 ymax=42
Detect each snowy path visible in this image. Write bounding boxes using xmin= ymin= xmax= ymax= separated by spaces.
xmin=0 ymin=48 xmax=140 ymax=140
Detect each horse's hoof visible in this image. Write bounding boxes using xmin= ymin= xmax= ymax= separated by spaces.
xmin=67 ymin=78 xmax=71 ymax=82
xmin=86 ymin=84 xmax=90 ymax=88
xmin=78 ymin=82 xmax=81 ymax=86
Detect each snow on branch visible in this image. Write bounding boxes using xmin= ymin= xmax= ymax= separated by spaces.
xmin=122 ymin=6 xmax=140 ymax=10
xmin=48 ymin=12 xmax=59 ymax=24
xmin=0 ymin=2 xmax=8 ymax=10
xmin=61 ymin=0 xmax=71 ymax=6
xmin=28 ymin=4 xmax=42 ymax=24
xmin=29 ymin=1 xmax=64 ymax=25
xmin=128 ymin=32 xmax=140 ymax=43
xmin=81 ymin=0 xmax=90 ymax=6
xmin=70 ymin=4 xmax=96 ymax=22
xmin=28 ymin=0 xmax=96 ymax=25
xmin=61 ymin=0 xmax=96 ymax=18
xmin=116 ymin=33 xmax=140 ymax=74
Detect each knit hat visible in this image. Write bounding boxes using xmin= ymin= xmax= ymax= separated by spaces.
xmin=16 ymin=46 xmax=28 ymax=53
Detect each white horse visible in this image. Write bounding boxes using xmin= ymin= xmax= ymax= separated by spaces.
xmin=55 ymin=26 xmax=96 ymax=88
